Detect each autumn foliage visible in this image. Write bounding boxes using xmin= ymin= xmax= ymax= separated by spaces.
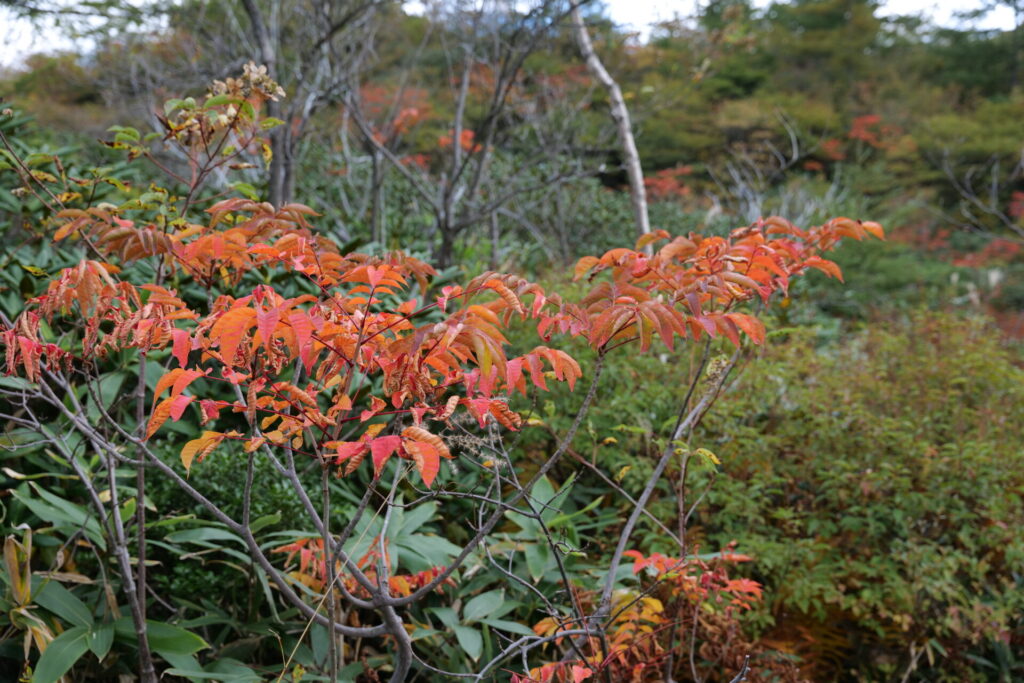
xmin=4 ymin=201 xmax=879 ymax=488
xmin=0 ymin=64 xmax=884 ymax=681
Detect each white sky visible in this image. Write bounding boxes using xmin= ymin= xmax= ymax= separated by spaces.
xmin=607 ymin=0 xmax=1017 ymax=36
xmin=1 ymin=0 xmax=1018 ymax=69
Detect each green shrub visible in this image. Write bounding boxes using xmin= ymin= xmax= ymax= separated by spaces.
xmin=698 ymin=313 xmax=1024 ymax=680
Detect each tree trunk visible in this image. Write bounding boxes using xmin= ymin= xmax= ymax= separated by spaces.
xmin=437 ymin=218 xmax=455 ymax=270
xmin=571 ymin=7 xmax=650 ymax=242
xmin=489 ymin=210 xmax=500 ymax=270
xmin=268 ymin=105 xmax=293 ymax=207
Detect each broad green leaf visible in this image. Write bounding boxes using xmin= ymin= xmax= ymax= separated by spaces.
xmin=0 ymin=376 xmax=32 ymax=390
xmin=537 ymin=475 xmax=574 ymax=525
xmin=548 ymin=496 xmax=604 ymax=530
xmin=395 ymin=535 xmax=460 ymax=571
xmin=232 ymin=182 xmax=259 ymax=201
xmin=480 ymin=618 xmax=535 ymax=636
xmin=114 ymin=618 xmax=207 ymax=656
xmin=239 ymin=100 xmax=256 ymax=121
xmin=409 ymin=626 xmax=443 ymax=641
xmin=249 ymin=513 xmax=281 ymax=534
xmin=204 ymin=657 xmax=262 ymax=681
xmin=86 ymin=623 xmax=114 ymax=661
xmin=147 ymin=621 xmax=208 ymax=655
xmin=310 ymin=622 xmax=329 ymax=666
xmin=525 ymin=541 xmax=550 ymax=582
xmin=204 ymin=94 xmax=236 ymax=108
xmin=452 ymin=625 xmax=482 ymax=660
xmin=398 ymin=501 xmax=437 ymax=536
xmin=160 ymin=652 xmax=209 ymax=679
xmin=120 ymin=497 xmax=136 ymax=521
xmin=106 ymin=125 xmax=140 ymax=142
xmin=504 ymin=509 xmax=539 ymax=535
xmin=463 ymin=590 xmax=504 ymax=623
xmin=165 ymin=527 xmax=244 ymax=546
xmin=428 ymin=607 xmax=458 ymax=629
xmin=145 ymin=514 xmax=197 ymax=530
xmin=33 ymin=579 xmax=93 ymax=628
xmin=12 ymin=487 xmax=106 ymax=551
xmin=32 ymin=625 xmax=89 ymax=683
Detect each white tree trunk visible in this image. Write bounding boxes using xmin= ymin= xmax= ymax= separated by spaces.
xmin=571 ymin=7 xmax=650 ymax=240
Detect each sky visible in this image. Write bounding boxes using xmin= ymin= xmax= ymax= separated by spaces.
xmin=607 ymin=0 xmax=1017 ymax=37
xmin=0 ymin=0 xmax=1018 ymax=69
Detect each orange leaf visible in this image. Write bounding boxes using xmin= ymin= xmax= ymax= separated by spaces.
xmin=402 ymin=426 xmax=451 ymax=459
xmin=211 ymin=306 xmax=257 ymax=365
xmin=489 ymin=401 xmax=522 ymax=430
xmin=861 ymin=220 xmax=885 ymax=239
xmin=572 ymin=256 xmax=599 ymax=281
xmin=153 ymin=368 xmax=187 ymax=402
xmin=635 ymin=229 xmax=670 ymax=250
xmin=180 ymin=431 xmax=225 ymax=472
xmin=406 ymin=441 xmax=440 ymax=487
xmin=727 ymin=313 xmax=765 ymax=345
xmin=171 ymin=368 xmax=204 ymax=400
xmin=804 ymin=256 xmax=843 ymax=281
xmin=360 ymin=396 xmax=387 ymax=422
xmin=146 ymin=397 xmax=174 ymax=440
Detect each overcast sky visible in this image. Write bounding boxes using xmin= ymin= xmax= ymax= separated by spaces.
xmin=1 ymin=0 xmax=1018 ymax=69
xmin=607 ymin=0 xmax=1016 ymax=36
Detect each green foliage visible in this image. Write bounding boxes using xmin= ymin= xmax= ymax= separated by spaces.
xmin=786 ymin=236 xmax=963 ymax=321
xmin=699 ymin=314 xmax=1024 ymax=679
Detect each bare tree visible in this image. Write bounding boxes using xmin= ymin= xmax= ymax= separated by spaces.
xmin=570 ymin=5 xmax=650 ymax=240
xmin=939 ymin=148 xmax=1024 ymax=240
xmin=237 ymin=0 xmax=382 ymax=205
xmin=343 ymin=0 xmax=599 ymax=267
xmin=5 ymin=0 xmax=383 ymax=207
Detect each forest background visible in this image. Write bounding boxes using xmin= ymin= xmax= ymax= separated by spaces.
xmin=0 ymin=0 xmax=1022 ymax=681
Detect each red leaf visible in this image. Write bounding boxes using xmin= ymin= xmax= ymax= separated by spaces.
xmin=369 ymin=435 xmax=402 ymax=476
xmin=360 ymin=396 xmax=387 ymax=422
xmin=257 ymin=306 xmax=281 ymax=352
xmin=572 ymin=665 xmax=593 ymax=683
xmin=332 ymin=441 xmax=368 ymax=465
xmin=465 ymin=397 xmax=491 ymax=428
xmin=288 ymin=310 xmax=314 ymax=367
xmin=525 ymin=353 xmax=547 ymax=391
xmin=199 ymin=399 xmax=222 ymax=425
xmin=506 ymin=357 xmax=524 ymax=394
xmin=716 ymin=315 xmax=741 ymax=348
xmin=171 ymin=329 xmax=191 ymax=368
xmin=169 ymin=394 xmax=194 ymax=421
